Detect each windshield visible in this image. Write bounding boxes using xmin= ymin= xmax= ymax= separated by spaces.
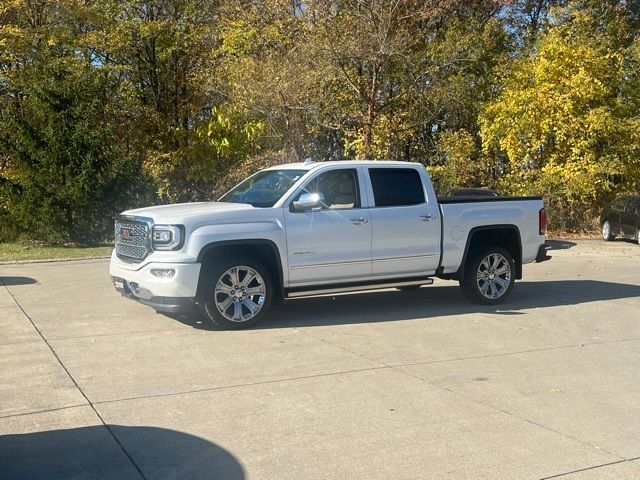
xmin=218 ymin=169 xmax=307 ymax=208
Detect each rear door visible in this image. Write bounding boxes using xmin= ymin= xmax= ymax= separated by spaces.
xmin=365 ymin=167 xmax=441 ymax=277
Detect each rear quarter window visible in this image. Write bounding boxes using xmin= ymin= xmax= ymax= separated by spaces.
xmin=368 ymin=168 xmax=425 ymax=207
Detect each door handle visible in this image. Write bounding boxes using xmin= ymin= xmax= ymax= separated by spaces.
xmin=419 ymin=214 xmax=435 ymax=222
xmin=349 ymin=217 xmax=368 ymax=225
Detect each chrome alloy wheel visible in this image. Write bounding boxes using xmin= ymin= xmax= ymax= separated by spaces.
xmin=603 ymin=221 xmax=611 ymax=240
xmin=214 ymin=266 xmax=266 ymax=322
xmin=476 ymin=253 xmax=511 ymax=300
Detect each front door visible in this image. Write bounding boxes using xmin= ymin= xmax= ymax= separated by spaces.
xmin=621 ymin=198 xmax=640 ymax=238
xmin=283 ymin=167 xmax=372 ymax=286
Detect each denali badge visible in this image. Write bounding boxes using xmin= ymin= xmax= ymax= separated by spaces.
xmin=120 ymin=227 xmax=133 ymax=239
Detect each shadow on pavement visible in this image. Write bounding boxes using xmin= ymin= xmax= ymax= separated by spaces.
xmin=545 ymin=240 xmax=577 ymax=250
xmin=0 ymin=276 xmax=37 ymax=286
xmin=0 ymin=425 xmax=244 ymax=480
xmin=168 ymin=280 xmax=640 ymax=330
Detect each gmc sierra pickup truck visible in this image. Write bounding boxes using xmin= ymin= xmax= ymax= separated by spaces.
xmin=110 ymin=160 xmax=550 ymax=329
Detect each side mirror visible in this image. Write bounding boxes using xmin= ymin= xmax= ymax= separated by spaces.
xmin=292 ymin=192 xmax=324 ymax=212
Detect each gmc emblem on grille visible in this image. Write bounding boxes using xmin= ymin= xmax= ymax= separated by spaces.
xmin=120 ymin=227 xmax=133 ymax=239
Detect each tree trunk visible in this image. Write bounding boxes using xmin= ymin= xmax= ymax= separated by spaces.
xmin=361 ymin=62 xmax=381 ymax=159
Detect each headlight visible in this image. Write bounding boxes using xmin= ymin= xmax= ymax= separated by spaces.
xmin=152 ymin=225 xmax=184 ymax=251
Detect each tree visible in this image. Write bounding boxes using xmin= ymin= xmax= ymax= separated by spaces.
xmin=215 ymin=0 xmax=315 ymax=159
xmin=307 ymin=0 xmax=507 ymax=160
xmin=429 ymin=130 xmax=495 ymax=194
xmin=503 ymin=0 xmax=564 ymax=46
xmin=480 ymin=10 xmax=640 ymax=230
xmin=0 ymin=0 xmax=146 ymax=244
xmin=218 ymin=0 xmax=509 ymax=163
xmin=88 ymin=0 xmax=241 ymax=201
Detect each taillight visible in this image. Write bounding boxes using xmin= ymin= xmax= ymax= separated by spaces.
xmin=539 ymin=207 xmax=547 ymax=235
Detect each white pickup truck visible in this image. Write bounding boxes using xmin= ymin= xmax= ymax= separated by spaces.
xmin=110 ymin=160 xmax=550 ymax=329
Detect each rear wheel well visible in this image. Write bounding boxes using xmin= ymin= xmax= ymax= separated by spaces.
xmin=459 ymin=227 xmax=522 ymax=280
xmin=197 ymin=242 xmax=283 ymax=304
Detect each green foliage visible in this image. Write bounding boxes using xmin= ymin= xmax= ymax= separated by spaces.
xmin=0 ymin=59 xmax=145 ymax=244
xmin=186 ymin=107 xmax=265 ymax=184
xmin=480 ymin=9 xmax=640 ymax=230
xmin=2 ymin=0 xmax=640 ymax=242
xmin=429 ymin=130 xmax=496 ymax=195
xmin=0 ymin=0 xmax=147 ymax=245
xmin=0 ymin=243 xmax=112 ymax=262
xmin=87 ymin=0 xmax=224 ymax=202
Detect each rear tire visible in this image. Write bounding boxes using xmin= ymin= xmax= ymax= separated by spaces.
xmin=459 ymin=246 xmax=515 ymax=305
xmin=199 ymin=256 xmax=273 ymax=330
xmin=602 ymin=221 xmax=615 ymax=241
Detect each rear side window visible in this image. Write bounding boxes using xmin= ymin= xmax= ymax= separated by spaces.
xmin=369 ymin=168 xmax=425 ymax=207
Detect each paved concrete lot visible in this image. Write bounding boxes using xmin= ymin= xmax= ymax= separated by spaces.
xmin=1 ymin=239 xmax=640 ymax=479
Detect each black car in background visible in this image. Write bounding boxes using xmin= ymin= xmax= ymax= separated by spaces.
xmin=600 ymin=195 xmax=640 ymax=243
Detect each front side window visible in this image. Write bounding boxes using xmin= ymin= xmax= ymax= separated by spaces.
xmin=369 ymin=168 xmax=425 ymax=207
xmin=624 ymin=198 xmax=640 ymax=213
xmin=219 ymin=169 xmax=306 ymax=208
xmin=292 ymin=169 xmax=360 ymax=210
xmin=613 ymin=198 xmax=627 ymax=210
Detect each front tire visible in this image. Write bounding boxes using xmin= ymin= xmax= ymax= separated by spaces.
xmin=199 ymin=257 xmax=273 ymax=329
xmin=602 ymin=221 xmax=615 ymax=241
xmin=459 ymin=246 xmax=515 ymax=305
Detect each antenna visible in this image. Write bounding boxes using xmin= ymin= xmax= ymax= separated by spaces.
xmin=303 ymin=157 xmax=316 ymax=165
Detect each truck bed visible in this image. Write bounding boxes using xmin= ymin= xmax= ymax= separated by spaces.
xmin=437 ymin=196 xmax=543 ymax=204
xmin=437 ymin=196 xmax=545 ymax=276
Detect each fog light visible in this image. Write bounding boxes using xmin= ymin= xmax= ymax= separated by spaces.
xmin=150 ymin=268 xmax=175 ymax=278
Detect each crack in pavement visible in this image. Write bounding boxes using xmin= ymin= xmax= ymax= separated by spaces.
xmin=82 ymin=337 xmax=640 ymax=406
xmin=306 ymin=332 xmax=630 ymax=467
xmin=395 ymin=365 xmax=626 ymax=461
xmin=0 ymin=404 xmax=89 ymax=420
xmin=1 ymin=279 xmax=148 ymax=480
xmin=5 ymin=257 xmax=640 ymax=479
xmin=92 ymin=364 xmax=392 ymax=405
xmin=538 ymin=456 xmax=640 ymax=479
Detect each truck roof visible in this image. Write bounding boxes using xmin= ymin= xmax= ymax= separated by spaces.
xmin=265 ymin=160 xmax=421 ymax=171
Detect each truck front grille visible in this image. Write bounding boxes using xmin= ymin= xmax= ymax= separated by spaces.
xmin=115 ymin=219 xmax=150 ymax=262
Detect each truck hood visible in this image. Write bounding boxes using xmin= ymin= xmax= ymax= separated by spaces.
xmin=121 ymin=202 xmax=253 ymax=224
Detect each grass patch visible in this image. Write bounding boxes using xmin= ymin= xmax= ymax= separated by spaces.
xmin=0 ymin=243 xmax=112 ymax=262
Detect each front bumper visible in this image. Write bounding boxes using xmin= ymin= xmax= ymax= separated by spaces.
xmin=110 ymin=251 xmax=201 ymax=313
xmin=536 ymin=243 xmax=552 ymax=263
xmin=111 ymin=276 xmax=195 ymax=314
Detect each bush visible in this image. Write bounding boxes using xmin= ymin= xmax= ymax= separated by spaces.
xmin=0 ymin=58 xmax=149 ymax=245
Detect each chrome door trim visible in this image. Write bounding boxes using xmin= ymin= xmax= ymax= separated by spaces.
xmin=372 ymin=253 xmax=438 ymax=263
xmin=290 ymin=258 xmax=372 ymax=270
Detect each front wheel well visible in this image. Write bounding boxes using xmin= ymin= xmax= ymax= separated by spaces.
xmin=197 ymin=241 xmax=284 ymax=304
xmin=458 ymin=227 xmax=522 ymax=280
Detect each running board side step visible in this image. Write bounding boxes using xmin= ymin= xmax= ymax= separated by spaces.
xmin=285 ymin=278 xmax=434 ymax=299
